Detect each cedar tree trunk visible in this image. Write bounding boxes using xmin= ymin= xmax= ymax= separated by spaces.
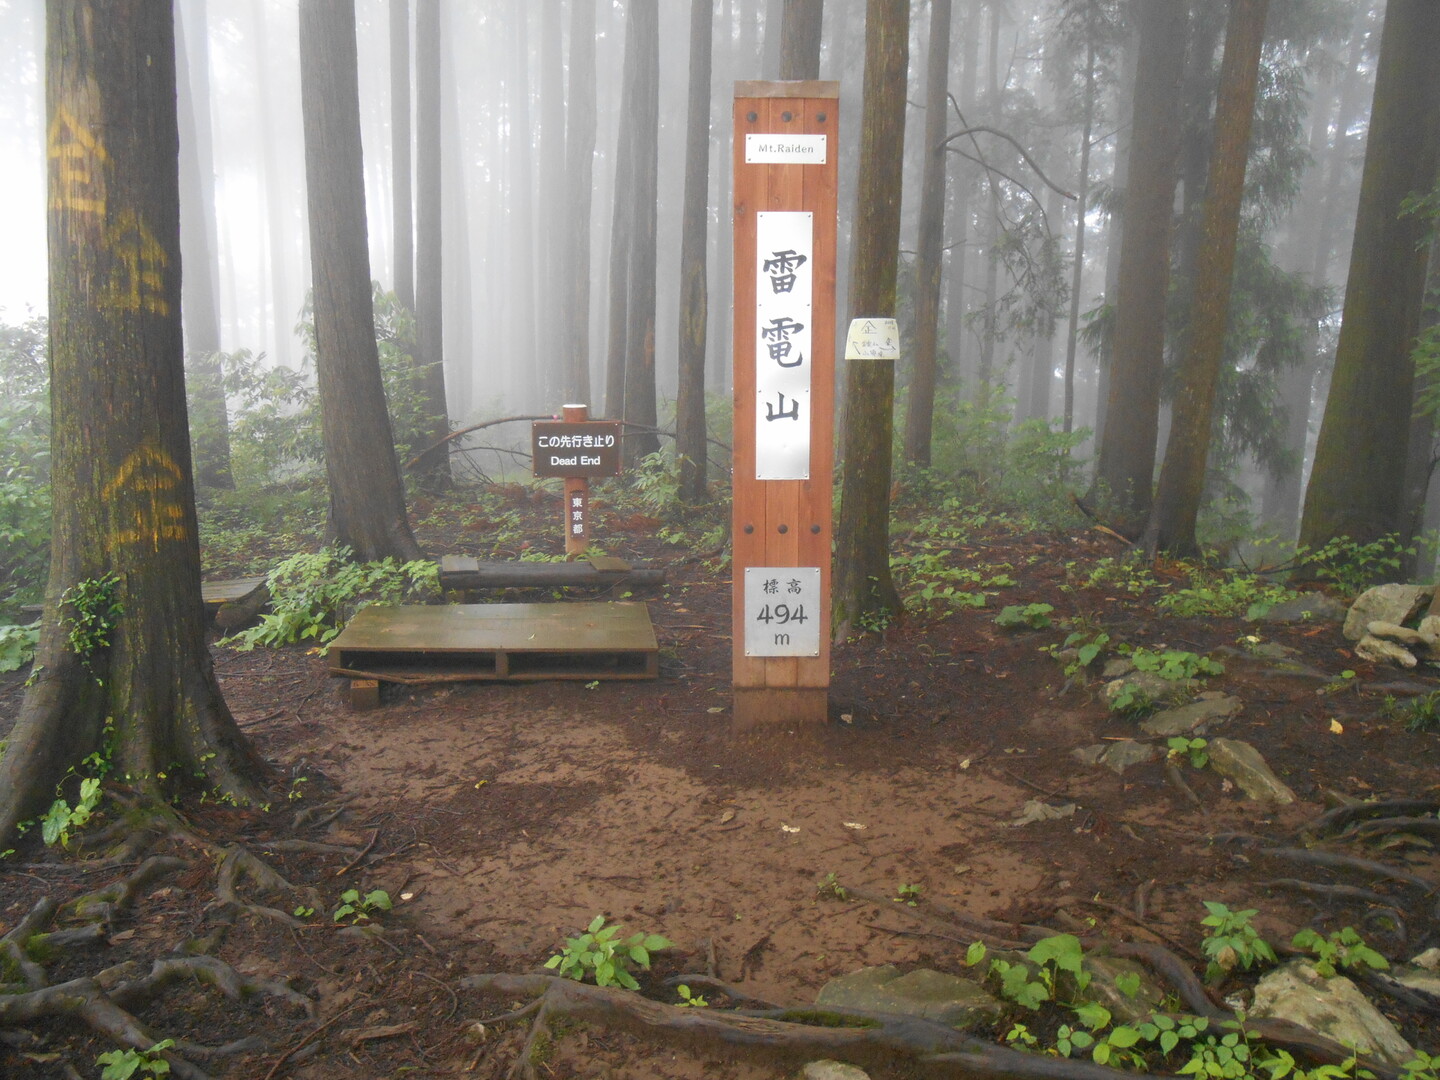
xmin=565 ymin=0 xmax=597 ymax=404
xmin=411 ymin=0 xmax=452 ymax=489
xmin=676 ymin=0 xmax=713 ymax=503
xmin=1299 ymin=0 xmax=1440 ymax=554
xmin=1 ymin=0 xmax=268 ymax=840
xmin=901 ymin=0 xmax=951 ymax=466
xmin=300 ymin=0 xmax=423 ymax=562
xmin=1085 ymin=0 xmax=1186 ymax=533
xmin=1147 ymin=0 xmax=1270 ymax=556
xmin=834 ymin=0 xmax=908 ymax=635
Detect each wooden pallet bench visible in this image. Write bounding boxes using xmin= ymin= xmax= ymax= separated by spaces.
xmin=328 ymin=601 xmax=659 ymax=707
xmin=438 ymin=555 xmax=664 ymax=591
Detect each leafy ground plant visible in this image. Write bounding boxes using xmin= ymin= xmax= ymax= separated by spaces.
xmin=96 ymin=1039 xmax=175 ymax=1079
xmin=223 ymin=545 xmax=439 ymax=650
xmin=1291 ymin=926 xmax=1389 ymax=978
xmin=996 ymin=602 xmax=1055 ymax=630
xmin=0 ymin=619 xmax=38 ymax=673
xmin=332 ymin=888 xmax=392 ymax=924
xmin=1199 ymin=901 xmax=1276 ymax=981
xmin=545 ymin=915 xmax=672 ymax=990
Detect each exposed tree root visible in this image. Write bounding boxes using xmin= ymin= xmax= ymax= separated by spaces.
xmin=1304 ymin=800 xmax=1440 ymax=840
xmin=460 ymin=972 xmax=1176 ymax=1080
xmin=0 ymin=816 xmax=336 ymax=1079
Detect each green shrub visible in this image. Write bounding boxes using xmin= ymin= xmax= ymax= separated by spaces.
xmin=222 ymin=546 xmax=439 ymax=650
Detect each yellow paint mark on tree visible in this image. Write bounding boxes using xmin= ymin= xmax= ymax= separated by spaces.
xmin=47 ymin=104 xmax=109 ymax=216
xmin=104 ymin=442 xmax=189 ymax=550
xmin=103 ymin=209 xmax=170 ymax=316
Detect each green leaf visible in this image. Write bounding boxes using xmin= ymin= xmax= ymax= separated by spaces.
xmin=1073 ymin=1001 xmax=1111 ymax=1031
xmin=628 ymin=945 xmax=650 ymax=968
xmin=1160 ymin=1030 xmax=1180 ymax=1055
xmin=965 ymin=941 xmax=987 ymax=967
xmin=587 ymin=914 xmax=606 ymax=934
xmin=1107 ymin=1026 xmax=1141 ymax=1049
xmin=642 ymin=933 xmax=673 ymax=952
xmin=544 ymin=955 xmax=562 ymax=969
xmin=1115 ymin=971 xmax=1142 ymax=999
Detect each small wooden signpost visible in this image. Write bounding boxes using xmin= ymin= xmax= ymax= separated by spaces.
xmin=732 ymin=81 xmax=839 ymax=727
xmin=532 ymin=404 xmax=621 ymax=556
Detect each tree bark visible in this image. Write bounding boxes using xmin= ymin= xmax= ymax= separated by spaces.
xmin=538 ymin=0 xmax=565 ymax=405
xmin=1061 ymin=39 xmax=1095 ymax=436
xmin=1 ymin=0 xmax=267 ymax=840
xmin=1147 ymin=0 xmax=1270 ymax=556
xmin=779 ymin=0 xmax=824 ymax=80
xmin=389 ymin=0 xmax=413 ymax=312
xmin=411 ymin=0 xmax=451 ymax=489
xmin=677 ymin=0 xmax=714 ymax=503
xmin=1299 ymin=0 xmax=1440 ymax=553
xmin=565 ymin=0 xmax=598 ymax=406
xmin=300 ymin=0 xmax=423 ymax=562
xmin=901 ymin=0 xmax=951 ymax=466
xmin=623 ymin=0 xmax=662 ymax=464
xmin=1085 ymin=0 xmax=1187 ymax=533
xmin=175 ymin=0 xmax=232 ymax=490
xmin=834 ymin=0 xmax=908 ymax=635
xmin=604 ymin=3 xmax=638 ymax=422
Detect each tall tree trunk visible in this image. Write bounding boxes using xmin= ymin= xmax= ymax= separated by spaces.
xmin=677 ymin=0 xmax=713 ymax=502
xmin=1300 ymin=1 xmax=1440 ymax=554
xmin=1260 ymin=21 xmax=1369 ymax=535
xmin=390 ymin=0 xmax=413 ymax=312
xmin=439 ymin=11 xmax=474 ymax=420
xmin=1147 ymin=0 xmax=1270 ymax=556
xmin=1091 ymin=12 xmax=1137 ymax=447
xmin=508 ymin=0 xmax=538 ymax=409
xmin=300 ymin=0 xmax=423 ymax=562
xmin=565 ymin=0 xmax=597 ymax=405
xmin=779 ymin=0 xmax=824 ymax=80
xmin=834 ymin=0 xmax=908 ymax=635
xmin=252 ymin=0 xmax=294 ymax=367
xmin=538 ymin=0 xmax=565 ymax=404
xmin=176 ymin=0 xmax=232 ymax=490
xmin=623 ymin=0 xmax=661 ymax=463
xmin=901 ymin=0 xmax=951 ymax=466
xmin=604 ymin=3 xmax=639 ymax=421
xmin=1085 ymin=0 xmax=1187 ymax=533
xmin=944 ymin=0 xmax=980 ymax=410
xmin=763 ymin=0 xmax=785 ymax=78
xmin=1061 ymin=39 xmax=1095 ymax=436
xmin=976 ymin=1 xmax=1002 ymax=405
xmin=411 ymin=0 xmax=451 ymax=489
xmin=2 ymin=0 xmax=267 ymax=840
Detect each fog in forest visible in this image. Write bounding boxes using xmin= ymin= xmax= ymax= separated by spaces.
xmin=0 ymin=0 xmax=1389 ymax=528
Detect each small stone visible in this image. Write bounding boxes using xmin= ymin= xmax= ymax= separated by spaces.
xmin=1100 ymin=740 xmax=1160 ymax=775
xmin=1354 ymin=634 xmax=1418 ymax=669
xmin=1411 ymin=947 xmax=1440 ymax=971
xmin=1251 ymin=960 xmax=1413 ymax=1065
xmin=1101 ymin=657 xmax=1135 ymax=678
xmin=816 ymin=966 xmax=1002 ymax=1031
xmin=1207 ymin=738 xmax=1296 ymax=804
xmin=1104 ymin=671 xmax=1183 ymax=707
xmin=1260 ymin=592 xmax=1348 ymax=625
xmin=1417 ymin=616 xmax=1440 ymax=649
xmin=1344 ymin=585 xmax=1433 ymax=641
xmin=1366 ymin=621 xmax=1427 ymax=646
xmin=799 ymin=1062 xmax=872 ymax=1080
xmin=1141 ymin=695 xmax=1242 ymax=738
xmin=1071 ymin=744 xmax=1108 ymax=767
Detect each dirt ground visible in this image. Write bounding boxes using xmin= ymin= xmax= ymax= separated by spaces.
xmin=3 ymin=493 xmax=1439 ymax=1079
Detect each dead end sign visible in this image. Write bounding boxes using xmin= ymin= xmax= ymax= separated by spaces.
xmin=531 ymin=421 xmax=623 ymax=478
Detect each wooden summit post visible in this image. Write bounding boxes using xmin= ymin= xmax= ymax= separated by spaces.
xmin=732 ymin=81 xmax=838 ymax=727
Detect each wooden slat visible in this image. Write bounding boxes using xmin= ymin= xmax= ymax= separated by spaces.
xmin=327 ymin=601 xmax=659 ymax=688
xmin=438 ymin=561 xmax=663 ymax=590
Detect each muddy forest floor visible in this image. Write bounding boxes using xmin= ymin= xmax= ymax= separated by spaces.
xmin=2 ymin=483 xmax=1439 ymax=1080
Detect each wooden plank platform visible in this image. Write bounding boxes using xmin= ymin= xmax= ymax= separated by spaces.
xmin=203 ymin=575 xmax=268 ymax=608
xmin=22 ymin=574 xmax=269 ymax=620
xmin=438 ymin=556 xmax=664 ymax=591
xmin=328 ymin=601 xmax=659 ymax=685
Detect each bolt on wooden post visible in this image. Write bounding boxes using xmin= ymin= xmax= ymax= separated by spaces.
xmin=732 ymin=81 xmax=839 ymax=727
